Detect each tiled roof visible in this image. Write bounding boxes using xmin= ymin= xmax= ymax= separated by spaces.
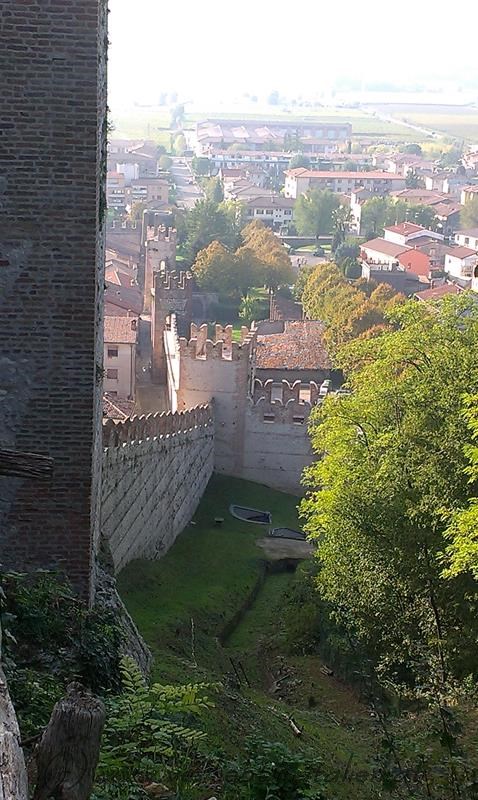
xmin=432 ymin=202 xmax=462 ymax=217
xmin=255 ymin=320 xmax=331 ymax=371
xmin=104 ymin=281 xmax=143 ymax=315
xmin=447 ymin=246 xmax=478 ymax=259
xmin=103 ymin=393 xmax=136 ymax=420
xmin=383 ymin=222 xmax=424 ymax=236
xmin=397 ymin=249 xmax=431 ymax=277
xmin=246 ymin=195 xmax=295 ymax=209
xmin=286 ymin=169 xmax=405 ymax=180
xmin=362 ymin=238 xmax=411 ymax=258
xmin=415 ymin=283 xmax=463 ymax=302
xmin=104 ymin=315 xmax=138 ymax=344
xmin=456 ymin=228 xmax=478 ymax=237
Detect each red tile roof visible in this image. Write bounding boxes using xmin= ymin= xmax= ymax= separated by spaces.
xmin=397 ymin=249 xmax=432 ymax=277
xmin=104 ymin=281 xmax=143 ymax=315
xmin=103 ymin=393 xmax=136 ymax=420
xmin=415 ymin=283 xmax=463 ymax=302
xmin=255 ymin=321 xmax=330 ymax=371
xmin=447 ymin=246 xmax=478 ymax=259
xmin=362 ymin=238 xmax=411 ymax=258
xmin=383 ymin=222 xmax=425 ymax=236
xmin=104 ymin=315 xmax=138 ymax=344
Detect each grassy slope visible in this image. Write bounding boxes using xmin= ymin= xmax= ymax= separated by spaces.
xmin=118 ymin=474 xmax=378 ymax=798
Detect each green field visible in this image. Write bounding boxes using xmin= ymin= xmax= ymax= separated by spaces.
xmin=370 ymin=103 xmax=478 ymax=142
xmin=118 ymin=474 xmax=378 ymax=799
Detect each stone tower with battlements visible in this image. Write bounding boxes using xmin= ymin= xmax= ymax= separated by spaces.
xmin=151 ymin=270 xmax=193 ymax=383
xmin=144 ymin=226 xmax=177 ymax=312
xmin=0 ymin=0 xmax=107 ymax=602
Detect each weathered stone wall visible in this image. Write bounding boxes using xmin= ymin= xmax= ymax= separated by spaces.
xmin=0 ymin=0 xmax=107 ymax=601
xmin=101 ymin=406 xmax=214 ymax=572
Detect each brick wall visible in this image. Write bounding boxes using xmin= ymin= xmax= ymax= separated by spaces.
xmin=0 ymin=0 xmax=107 ymax=601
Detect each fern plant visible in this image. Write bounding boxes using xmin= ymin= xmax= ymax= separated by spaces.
xmin=95 ymin=657 xmax=215 ymax=796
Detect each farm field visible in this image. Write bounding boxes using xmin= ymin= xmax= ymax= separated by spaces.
xmin=110 ymin=104 xmax=423 ymax=145
xmin=370 ymin=103 xmax=478 ymax=142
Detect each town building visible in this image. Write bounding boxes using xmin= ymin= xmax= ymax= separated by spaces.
xmin=460 ymin=186 xmax=478 ymax=205
xmin=195 ymin=118 xmax=352 ymax=155
xmin=284 ymin=169 xmax=407 ymax=199
xmin=361 ymin=238 xmax=411 ymax=266
xmin=383 ymin=222 xmax=444 ymax=247
xmin=104 ymin=316 xmax=138 ymax=400
xmin=444 ymin=246 xmax=478 ymax=284
xmin=253 ymin=320 xmax=332 ymax=385
xmin=415 ymin=283 xmax=464 ymax=303
xmin=361 ymin=261 xmax=408 ymax=293
xmin=244 ymin=195 xmax=295 ymax=229
xmin=454 ymin=228 xmax=478 ymax=250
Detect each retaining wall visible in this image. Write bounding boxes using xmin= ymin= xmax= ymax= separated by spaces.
xmin=102 ymin=405 xmax=214 ymax=571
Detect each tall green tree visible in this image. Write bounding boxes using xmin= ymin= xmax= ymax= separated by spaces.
xmin=185 ymin=200 xmax=236 ymax=262
xmin=288 ymin=154 xmax=310 ymax=170
xmin=461 ymin=197 xmax=478 ymax=228
xmin=301 ymin=296 xmax=478 ymax=687
xmin=294 ymin=188 xmax=341 ymax=237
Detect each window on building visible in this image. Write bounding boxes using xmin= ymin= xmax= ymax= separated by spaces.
xmin=106 ymin=368 xmax=118 ymax=380
xmin=107 ymin=347 xmax=118 ymax=358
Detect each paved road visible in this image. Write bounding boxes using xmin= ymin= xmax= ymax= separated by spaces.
xmin=170 ymin=157 xmax=204 ymax=210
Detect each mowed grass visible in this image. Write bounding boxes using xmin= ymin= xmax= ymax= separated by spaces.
xmin=118 ymin=474 xmax=299 ymax=678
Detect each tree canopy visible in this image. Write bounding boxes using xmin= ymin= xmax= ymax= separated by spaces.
xmin=288 ymin=154 xmax=311 ymax=170
xmin=301 ymin=295 xmax=478 ymax=688
xmin=461 ymin=197 xmax=478 ymax=229
xmin=294 ymin=188 xmax=341 ymax=237
xmin=361 ymin=196 xmax=436 ymax=237
xmin=185 ymin=200 xmax=237 ymax=262
xmin=241 ymin=221 xmax=294 ymax=290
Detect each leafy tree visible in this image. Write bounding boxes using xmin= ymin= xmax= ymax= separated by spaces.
xmin=401 ymin=143 xmax=423 ymax=155
xmin=128 ymin=201 xmax=146 ymax=221
xmin=185 ymin=200 xmax=236 ymax=262
xmin=170 ymin=103 xmax=185 ymax=130
xmin=241 ymin=221 xmax=294 ymax=291
xmin=343 ymin=257 xmax=361 ymax=279
xmin=205 ymin=177 xmax=224 ymax=204
xmin=405 ymin=168 xmax=425 ymax=189
xmin=192 ymin=241 xmax=238 ymax=294
xmin=218 ymin=200 xmax=248 ymax=248
xmin=334 ymin=239 xmax=360 ymax=269
xmin=444 ymin=394 xmax=478 ymax=579
xmin=331 ymin=206 xmax=353 ymax=252
xmin=461 ymin=197 xmax=478 ymax=228
xmin=288 ymin=154 xmax=310 ymax=170
xmin=293 ymin=264 xmax=316 ymax=300
xmin=191 ymin=156 xmax=211 ymax=176
xmin=159 ymin=154 xmax=173 ymax=171
xmin=360 ymin=196 xmax=391 ymax=237
xmin=294 ymin=188 xmax=341 ymax=237
xmin=172 ymin=133 xmax=186 ymax=155
xmin=238 ymin=296 xmax=264 ymax=325
xmin=301 ymin=296 xmax=478 ymax=691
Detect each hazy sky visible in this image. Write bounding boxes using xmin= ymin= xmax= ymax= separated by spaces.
xmin=108 ymin=0 xmax=477 ymax=107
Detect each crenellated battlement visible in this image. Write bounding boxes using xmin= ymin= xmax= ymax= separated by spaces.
xmin=103 ymin=403 xmax=213 ymax=448
xmin=177 ymin=323 xmax=255 ymax=362
xmin=155 ymin=269 xmax=192 ymax=293
xmin=251 ymin=378 xmax=321 ymax=407
xmin=107 ymin=219 xmax=139 ymax=231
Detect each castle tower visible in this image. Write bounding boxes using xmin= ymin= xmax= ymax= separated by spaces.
xmin=151 ymin=270 xmax=193 ymax=384
xmin=0 ymin=1 xmax=107 ymax=601
xmin=144 ymin=226 xmax=177 ymax=312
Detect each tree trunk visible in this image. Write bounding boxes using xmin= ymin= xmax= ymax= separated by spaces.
xmin=33 ymin=684 xmax=105 ymax=800
xmin=0 ymin=666 xmax=28 ymax=800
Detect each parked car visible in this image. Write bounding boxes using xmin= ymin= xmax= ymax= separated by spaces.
xmin=313 ymin=246 xmax=324 ymax=256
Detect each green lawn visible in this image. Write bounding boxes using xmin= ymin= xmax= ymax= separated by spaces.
xmin=118 ymin=474 xmax=379 ymax=798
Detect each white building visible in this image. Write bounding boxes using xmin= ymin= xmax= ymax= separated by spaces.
xmin=244 ymin=195 xmax=295 ymax=228
xmin=444 ymin=247 xmax=478 ymax=283
xmin=383 ymin=222 xmax=443 ymax=247
xmin=104 ymin=315 xmax=138 ymax=400
xmin=454 ymin=228 xmax=478 ymax=251
xmin=284 ymin=169 xmax=407 ymax=199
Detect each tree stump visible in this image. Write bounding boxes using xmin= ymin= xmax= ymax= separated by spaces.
xmin=0 ymin=666 xmax=28 ymax=800
xmin=33 ymin=683 xmax=105 ymax=800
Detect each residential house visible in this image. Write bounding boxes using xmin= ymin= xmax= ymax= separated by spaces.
xmin=383 ymin=222 xmax=443 ymax=247
xmin=284 ymin=169 xmax=407 ymax=199
xmin=244 ymin=195 xmax=295 ymax=229
xmin=460 ymin=185 xmax=478 ymax=205
xmin=431 ymin=202 xmax=462 ymax=235
xmin=454 ymin=228 xmax=478 ymax=250
xmin=125 ymin=177 xmax=169 ymax=208
xmin=396 ymin=249 xmax=433 ymax=281
xmin=462 ymin=150 xmax=478 ymax=173
xmin=390 ymin=188 xmax=448 ymax=206
xmin=361 ymin=237 xmax=411 ymax=266
xmin=195 ymin=118 xmax=351 ymax=155
xmin=361 ymin=260 xmax=408 ymax=293
xmin=104 ymin=315 xmax=138 ymax=400
xmin=104 ymin=281 xmax=143 ymax=317
xmin=349 ymin=187 xmax=373 ymax=234
xmin=444 ymin=246 xmax=478 ymax=284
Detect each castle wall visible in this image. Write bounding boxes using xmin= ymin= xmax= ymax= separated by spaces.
xmin=102 ymin=406 xmax=214 ymax=572
xmin=176 ymin=330 xmax=252 ymax=475
xmin=0 ymin=0 xmax=107 ymax=601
